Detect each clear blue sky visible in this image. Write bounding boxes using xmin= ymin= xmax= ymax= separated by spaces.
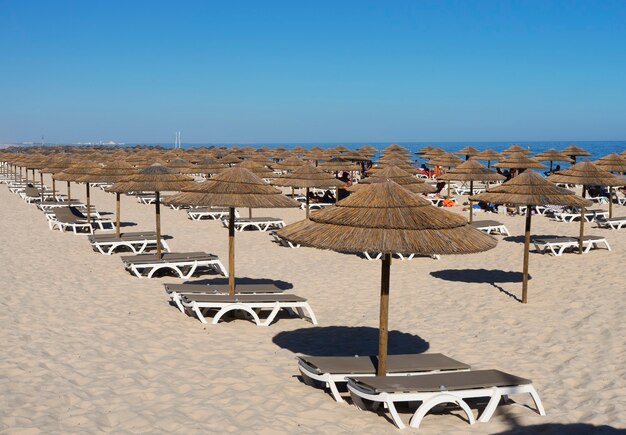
xmin=1 ymin=0 xmax=625 ymax=143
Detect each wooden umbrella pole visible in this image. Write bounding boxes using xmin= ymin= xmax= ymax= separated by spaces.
xmin=86 ymin=184 xmax=91 ymax=224
xmin=39 ymin=172 xmax=45 ymax=202
xmin=578 ymin=207 xmax=585 ymax=254
xmin=228 ymin=207 xmax=236 ymax=296
xmin=115 ymin=193 xmax=121 ymax=238
xmin=305 ymin=187 xmax=310 ymax=219
xmin=521 ymin=205 xmax=532 ymax=304
xmin=52 ymin=178 xmax=56 ymax=202
xmin=377 ymin=253 xmax=392 ymax=376
xmin=67 ymin=181 xmax=71 ymax=204
xmin=468 ymin=180 xmax=474 ymax=223
xmin=25 ymin=167 xmax=28 ymax=184
xmin=155 ymin=191 xmax=162 ymax=259
xmin=609 ymin=187 xmax=613 ymax=219
xmin=248 ymin=207 xmax=252 ymax=218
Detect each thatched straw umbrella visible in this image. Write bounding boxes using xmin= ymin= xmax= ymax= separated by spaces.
xmin=359 ymin=145 xmax=378 ymax=154
xmin=54 ymin=160 xmax=103 ymax=224
xmin=454 ymin=145 xmax=481 ymax=160
xmin=318 ymin=158 xmax=361 ymax=173
xmin=471 ymin=171 xmax=591 ymax=303
xmin=414 ymin=145 xmax=435 ymax=155
xmin=594 ymin=152 xmax=626 ymax=174
xmin=349 ymin=166 xmax=437 ymax=195
xmin=494 ymin=152 xmax=546 ymax=175
xmin=164 ymin=167 xmax=300 ymax=295
xmin=427 ymin=152 xmax=463 ymax=196
xmin=560 ymin=145 xmax=591 ymax=163
xmin=533 ymin=149 xmax=574 ymax=172
xmin=272 ymin=164 xmax=345 ymax=218
xmin=548 ymin=160 xmax=626 ymax=226
xmin=167 ymin=158 xmax=192 ymax=173
xmin=503 ymin=144 xmax=532 ymax=155
xmin=472 ymin=149 xmax=503 ymax=168
xmin=437 ymin=160 xmax=506 ymax=222
xmin=277 ymin=181 xmax=496 ymax=375
xmin=80 ymin=161 xmax=136 ymax=237
xmin=41 ymin=156 xmax=73 ymax=201
xmin=107 ymin=164 xmax=193 ymax=258
xmin=276 ymin=156 xmax=305 ymax=171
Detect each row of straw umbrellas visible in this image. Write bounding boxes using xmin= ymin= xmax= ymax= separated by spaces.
xmin=1 ymin=145 xmax=625 ymax=378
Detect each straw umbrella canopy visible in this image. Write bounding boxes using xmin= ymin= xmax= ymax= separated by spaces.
xmin=621 ymin=150 xmax=626 ymax=157
xmin=503 ymin=144 xmax=532 ymax=155
xmin=219 ymin=154 xmax=244 ymax=166
xmin=79 ymin=161 xmax=136 ymax=237
xmin=107 ymin=164 xmax=194 ymax=258
xmin=437 ymin=160 xmax=506 ymax=222
xmin=594 ymin=152 xmax=626 ymax=173
xmin=318 ymin=158 xmax=361 ymax=172
xmin=533 ymin=149 xmax=574 ymax=172
xmin=54 ymin=160 xmax=103 ymax=224
xmin=272 ymin=164 xmax=346 ymax=218
xmin=277 ymin=181 xmax=497 ymax=375
xmin=41 ymin=156 xmax=73 ymax=200
xmin=349 ymin=166 xmax=437 ymax=195
xmin=427 ymin=152 xmax=463 ymax=196
xmin=189 ymin=158 xmax=227 ymax=176
xmin=302 ymin=150 xmax=329 ymax=166
xmin=359 ymin=145 xmax=378 ymax=154
xmin=454 ymin=145 xmax=481 ymax=160
xmin=164 ymin=167 xmax=300 ymax=295
xmin=494 ymin=152 xmax=546 ymax=174
xmin=560 ymin=145 xmax=591 ymax=163
xmin=167 ymin=158 xmax=192 ymax=173
xmin=548 ymin=160 xmax=626 ymax=222
xmin=471 ymin=171 xmax=591 ymax=303
xmin=414 ymin=145 xmax=435 ymax=155
xmin=472 ymin=149 xmax=503 ymax=168
xmin=275 ymin=156 xmax=305 ymax=171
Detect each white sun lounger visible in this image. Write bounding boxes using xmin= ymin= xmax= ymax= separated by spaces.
xmin=533 ymin=235 xmax=611 ymax=256
xmin=88 ymin=231 xmax=171 ymax=255
xmin=271 ymin=231 xmax=301 ymax=248
xmin=164 ymin=282 xmax=285 ymax=312
xmin=554 ymin=209 xmax=609 ymax=222
xmin=596 ymin=216 xmax=626 ymax=230
xmin=470 ymin=220 xmax=511 ymax=236
xmin=181 ymin=293 xmax=317 ymax=326
xmin=221 ymin=217 xmax=286 ymax=232
xmin=48 ymin=209 xmax=94 ymax=235
xmin=297 ymin=353 xmax=470 ymax=403
xmin=363 ymin=252 xmax=440 ymax=261
xmin=121 ymin=252 xmax=227 ymax=279
xmin=300 ymin=202 xmax=334 ymax=210
xmin=347 ymin=369 xmax=545 ymax=429
xmin=187 ymin=207 xmax=239 ymax=220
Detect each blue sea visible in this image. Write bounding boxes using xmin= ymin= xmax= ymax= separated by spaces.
xmin=146 ymin=141 xmax=625 ymax=163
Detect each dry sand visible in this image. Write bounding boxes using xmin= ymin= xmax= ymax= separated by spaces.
xmin=1 ymin=174 xmax=625 ymax=434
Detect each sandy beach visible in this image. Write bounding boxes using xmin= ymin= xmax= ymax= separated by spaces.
xmin=1 ymin=172 xmax=625 ymax=434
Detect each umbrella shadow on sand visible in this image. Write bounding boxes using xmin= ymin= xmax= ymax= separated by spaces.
xmin=493 ymin=406 xmax=623 ymax=434
xmin=182 ymin=276 xmax=294 ymax=290
xmin=430 ymin=269 xmax=527 ymax=303
xmin=273 ymin=326 xmax=429 ymax=356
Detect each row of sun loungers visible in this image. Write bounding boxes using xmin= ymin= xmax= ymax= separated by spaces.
xmin=553 ymin=208 xmax=609 ymax=222
xmin=297 ymin=353 xmax=544 ymax=429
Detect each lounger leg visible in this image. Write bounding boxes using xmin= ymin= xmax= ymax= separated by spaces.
xmin=214 ymin=260 xmax=228 ymax=277
xmin=192 ymin=303 xmax=208 ymax=324
xmin=527 ymin=385 xmax=546 ymax=416
xmin=172 ymin=294 xmax=185 ymax=313
xmin=262 ymin=303 xmax=282 ymax=326
xmin=477 ymin=387 xmax=502 ymax=422
xmin=301 ymin=302 xmax=318 ymax=325
xmin=387 ymin=401 xmax=406 ymax=430
xmin=161 ymin=240 xmax=171 ymax=252
xmin=327 ymin=381 xmax=345 ymax=403
xmin=410 ymin=394 xmax=476 ymax=428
